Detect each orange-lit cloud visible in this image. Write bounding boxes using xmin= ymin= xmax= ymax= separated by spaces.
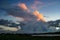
xmin=18 ymin=3 xmax=28 ymax=10
xmin=33 ymin=10 xmax=46 ymax=22
xmin=18 ymin=3 xmax=30 ymax=13
xmin=8 ymin=2 xmax=46 ymax=22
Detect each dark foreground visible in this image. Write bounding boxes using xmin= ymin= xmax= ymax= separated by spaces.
xmin=0 ymin=32 xmax=60 ymax=40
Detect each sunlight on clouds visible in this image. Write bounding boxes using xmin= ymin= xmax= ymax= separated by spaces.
xmin=18 ymin=3 xmax=28 ymax=10
xmin=33 ymin=10 xmax=46 ymax=22
xmin=18 ymin=3 xmax=30 ymax=13
xmin=0 ymin=25 xmax=21 ymax=31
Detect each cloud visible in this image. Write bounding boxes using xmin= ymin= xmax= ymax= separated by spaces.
xmin=0 ymin=1 xmax=47 ymax=22
xmin=31 ymin=0 xmax=56 ymax=11
xmin=18 ymin=3 xmax=28 ymax=10
xmin=15 ymin=17 xmax=24 ymax=22
xmin=18 ymin=3 xmax=30 ymax=13
xmin=0 ymin=25 xmax=21 ymax=31
xmin=31 ymin=0 xmax=44 ymax=10
xmin=0 ymin=2 xmax=48 ymax=33
xmin=3 ymin=2 xmax=46 ymax=23
xmin=34 ymin=1 xmax=44 ymax=5
xmin=0 ymin=19 xmax=21 ymax=32
xmin=33 ymin=10 xmax=46 ymax=22
xmin=3 ymin=3 xmax=37 ymax=22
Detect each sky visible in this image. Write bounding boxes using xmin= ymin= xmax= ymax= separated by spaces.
xmin=0 ymin=0 xmax=60 ymax=22
xmin=0 ymin=0 xmax=60 ymax=33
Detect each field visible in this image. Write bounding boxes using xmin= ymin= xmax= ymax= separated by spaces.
xmin=0 ymin=34 xmax=60 ymax=40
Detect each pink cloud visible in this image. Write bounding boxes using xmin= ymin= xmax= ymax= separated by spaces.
xmin=31 ymin=0 xmax=44 ymax=10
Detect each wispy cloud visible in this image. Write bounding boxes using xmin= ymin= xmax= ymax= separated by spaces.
xmin=31 ymin=0 xmax=56 ymax=11
xmin=31 ymin=0 xmax=44 ymax=10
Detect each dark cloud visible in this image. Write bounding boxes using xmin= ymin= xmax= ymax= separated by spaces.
xmin=0 ymin=0 xmax=37 ymax=23
xmin=3 ymin=4 xmax=36 ymax=22
xmin=0 ymin=0 xmax=51 ymax=33
xmin=0 ymin=0 xmax=39 ymax=22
